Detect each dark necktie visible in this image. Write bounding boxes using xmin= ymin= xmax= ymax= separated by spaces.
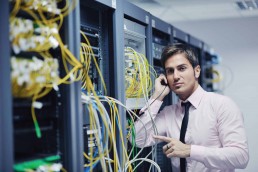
xmin=180 ymin=102 xmax=191 ymax=172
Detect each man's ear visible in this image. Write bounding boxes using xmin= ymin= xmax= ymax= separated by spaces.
xmin=194 ymin=65 xmax=201 ymax=78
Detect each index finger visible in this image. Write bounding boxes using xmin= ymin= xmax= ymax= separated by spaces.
xmin=153 ymin=135 xmax=171 ymax=143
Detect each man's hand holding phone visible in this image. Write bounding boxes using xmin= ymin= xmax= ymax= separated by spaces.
xmin=152 ymin=74 xmax=170 ymax=101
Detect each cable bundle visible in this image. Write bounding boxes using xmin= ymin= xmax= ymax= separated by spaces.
xmin=81 ymin=94 xmax=161 ymax=172
xmin=125 ymin=47 xmax=156 ymax=99
xmin=10 ymin=0 xmax=77 ymax=23
xmin=81 ymin=31 xmax=161 ymax=172
xmin=9 ymin=0 xmax=81 ymax=140
xmin=80 ymin=31 xmax=107 ymax=94
xmin=10 ymin=17 xmax=60 ymax=54
xmin=11 ymin=56 xmax=59 ymax=98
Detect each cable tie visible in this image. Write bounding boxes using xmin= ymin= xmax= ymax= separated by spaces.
xmin=48 ymin=7 xmax=52 ymax=12
xmin=81 ymin=94 xmax=90 ymax=103
xmin=55 ymin=9 xmax=61 ymax=15
xmin=32 ymin=101 xmax=43 ymax=109
xmin=12 ymin=45 xmax=20 ymax=54
xmin=49 ymin=36 xmax=59 ymax=49
xmin=36 ymin=76 xmax=46 ymax=83
xmin=50 ymin=163 xmax=62 ymax=171
xmin=69 ymin=73 xmax=75 ymax=81
xmin=51 ymin=28 xmax=58 ymax=34
xmin=53 ymin=84 xmax=59 ymax=91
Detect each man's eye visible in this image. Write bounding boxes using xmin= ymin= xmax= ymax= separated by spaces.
xmin=179 ymin=67 xmax=186 ymax=71
xmin=166 ymin=69 xmax=174 ymax=74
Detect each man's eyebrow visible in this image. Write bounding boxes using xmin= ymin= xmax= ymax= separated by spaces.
xmin=177 ymin=64 xmax=187 ymax=68
xmin=165 ymin=64 xmax=187 ymax=70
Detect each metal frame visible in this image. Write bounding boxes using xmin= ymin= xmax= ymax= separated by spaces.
xmin=0 ymin=1 xmax=13 ymax=171
xmin=96 ymin=0 xmax=116 ymax=9
xmin=62 ymin=1 xmax=84 ymax=171
xmin=189 ymin=35 xmax=203 ymax=49
xmin=151 ymin=15 xmax=171 ymax=35
xmin=123 ymin=1 xmax=150 ymax=25
xmin=172 ymin=26 xmax=189 ymax=43
xmin=113 ymin=0 xmax=127 ymax=164
xmin=170 ymin=25 xmax=174 ymax=45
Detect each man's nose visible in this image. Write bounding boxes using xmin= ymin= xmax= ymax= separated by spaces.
xmin=173 ymin=70 xmax=180 ymax=80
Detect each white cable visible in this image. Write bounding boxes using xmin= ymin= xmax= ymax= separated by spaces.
xmin=97 ymin=99 xmax=122 ymax=172
xmin=82 ymin=94 xmax=162 ymax=172
xmin=99 ymin=96 xmax=152 ymax=171
xmin=125 ymin=158 xmax=161 ymax=172
xmin=91 ymin=106 xmax=107 ymax=172
xmin=136 ymin=51 xmax=159 ymax=172
xmin=81 ymin=95 xmax=111 ymax=171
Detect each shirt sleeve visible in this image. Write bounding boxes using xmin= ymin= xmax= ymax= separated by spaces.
xmin=190 ymin=97 xmax=249 ymax=169
xmin=132 ymin=99 xmax=167 ymax=148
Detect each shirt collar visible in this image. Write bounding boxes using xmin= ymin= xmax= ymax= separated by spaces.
xmin=178 ymin=85 xmax=205 ymax=109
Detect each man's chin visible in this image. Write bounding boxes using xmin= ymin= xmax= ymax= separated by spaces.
xmin=172 ymin=86 xmax=183 ymax=93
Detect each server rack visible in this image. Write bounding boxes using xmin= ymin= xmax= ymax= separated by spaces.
xmin=2 ymin=1 xmax=83 ymax=171
xmin=123 ymin=1 xmax=154 ymax=171
xmin=80 ymin=0 xmax=117 ymax=171
xmin=150 ymin=15 xmax=173 ymax=172
xmin=189 ymin=35 xmax=204 ymax=87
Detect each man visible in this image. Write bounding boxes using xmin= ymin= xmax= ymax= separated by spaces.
xmin=134 ymin=43 xmax=249 ymax=172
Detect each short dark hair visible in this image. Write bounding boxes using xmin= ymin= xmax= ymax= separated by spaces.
xmin=160 ymin=43 xmax=199 ymax=69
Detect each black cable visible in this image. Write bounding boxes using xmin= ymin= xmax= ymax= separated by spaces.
xmin=139 ymin=85 xmax=168 ymax=116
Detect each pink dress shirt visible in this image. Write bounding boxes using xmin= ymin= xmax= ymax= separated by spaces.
xmin=134 ymin=85 xmax=249 ymax=172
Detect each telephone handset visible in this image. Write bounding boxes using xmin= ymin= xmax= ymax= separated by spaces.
xmin=160 ymin=79 xmax=168 ymax=86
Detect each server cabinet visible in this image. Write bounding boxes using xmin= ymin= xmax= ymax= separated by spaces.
xmin=3 ymin=1 xmax=83 ymax=171
xmin=150 ymin=15 xmax=173 ymax=172
xmin=123 ymin=1 xmax=154 ymax=171
xmin=80 ymin=0 xmax=117 ymax=171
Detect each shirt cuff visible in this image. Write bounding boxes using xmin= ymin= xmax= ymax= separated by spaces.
xmin=190 ymin=145 xmax=206 ymax=162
